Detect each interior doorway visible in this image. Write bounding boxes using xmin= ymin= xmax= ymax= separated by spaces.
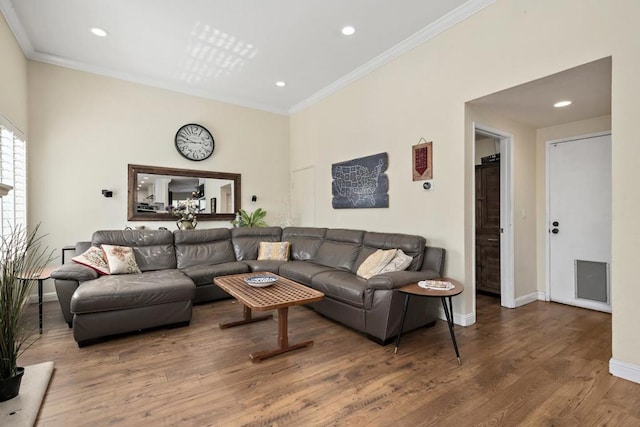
xmin=473 ymin=124 xmax=515 ymax=309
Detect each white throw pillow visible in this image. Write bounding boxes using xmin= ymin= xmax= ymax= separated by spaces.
xmin=379 ymin=249 xmax=413 ymax=274
xmin=101 ymin=245 xmax=141 ymax=275
xmin=72 ymin=246 xmax=110 ymax=275
xmin=356 ymin=249 xmax=397 ymax=279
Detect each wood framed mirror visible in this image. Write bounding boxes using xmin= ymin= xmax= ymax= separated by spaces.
xmin=127 ymin=164 xmax=241 ymax=221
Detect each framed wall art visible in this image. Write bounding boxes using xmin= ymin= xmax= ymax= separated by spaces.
xmin=332 ymin=152 xmax=389 ymax=209
xmin=412 ymin=138 xmax=433 ymax=181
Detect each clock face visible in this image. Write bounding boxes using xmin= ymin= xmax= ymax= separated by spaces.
xmin=175 ymin=124 xmax=215 ymax=161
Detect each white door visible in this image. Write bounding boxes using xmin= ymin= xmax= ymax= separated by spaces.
xmin=548 ymin=133 xmax=611 ymax=312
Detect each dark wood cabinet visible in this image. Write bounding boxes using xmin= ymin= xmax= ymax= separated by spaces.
xmin=476 ymin=162 xmax=501 ymax=295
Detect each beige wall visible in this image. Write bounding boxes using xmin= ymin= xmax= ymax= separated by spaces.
xmin=290 ymin=0 xmax=640 ymax=369
xmin=0 ymin=12 xmax=27 ymax=132
xmin=27 ymin=62 xmax=290 ymax=295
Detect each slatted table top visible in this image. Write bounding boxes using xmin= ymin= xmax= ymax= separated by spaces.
xmin=214 ymin=273 xmax=324 ymax=311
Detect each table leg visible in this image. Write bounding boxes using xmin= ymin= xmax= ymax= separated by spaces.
xmin=249 ymin=307 xmax=314 ymax=363
xmin=38 ymin=279 xmax=43 ymax=334
xmin=219 ymin=305 xmax=273 ymax=329
xmin=394 ymin=294 xmax=411 ymax=354
xmin=441 ymin=296 xmax=461 ymax=365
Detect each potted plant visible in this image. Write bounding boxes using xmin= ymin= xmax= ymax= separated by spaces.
xmin=231 ymin=208 xmax=268 ymax=227
xmin=0 ymin=224 xmax=53 ymax=402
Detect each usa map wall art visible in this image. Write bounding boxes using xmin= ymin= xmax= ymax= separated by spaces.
xmin=331 ymin=152 xmax=389 ymax=209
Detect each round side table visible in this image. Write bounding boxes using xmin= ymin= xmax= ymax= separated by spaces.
xmin=16 ymin=266 xmax=57 ymax=334
xmin=394 ymin=278 xmax=464 ymax=365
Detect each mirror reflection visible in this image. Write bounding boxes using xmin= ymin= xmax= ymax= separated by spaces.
xmin=128 ymin=165 xmax=241 ymax=221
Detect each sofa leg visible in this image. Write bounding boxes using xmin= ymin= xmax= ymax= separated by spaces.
xmin=366 ymin=335 xmax=394 ymax=346
xmin=67 ymin=321 xmax=72 ymax=328
xmin=367 ymin=320 xmax=437 ymax=346
xmin=166 ymin=320 xmax=190 ymax=329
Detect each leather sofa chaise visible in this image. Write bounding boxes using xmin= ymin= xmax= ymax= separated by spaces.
xmin=52 ymin=227 xmax=445 ymax=346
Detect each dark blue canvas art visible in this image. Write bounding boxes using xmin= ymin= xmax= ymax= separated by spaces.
xmin=332 ymin=152 xmax=389 ymax=209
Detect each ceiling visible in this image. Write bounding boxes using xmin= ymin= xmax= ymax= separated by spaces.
xmin=470 ymin=57 xmax=612 ymax=129
xmin=0 ymin=0 xmax=491 ymax=115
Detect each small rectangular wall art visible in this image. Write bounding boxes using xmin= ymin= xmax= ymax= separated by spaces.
xmin=412 ymin=138 xmax=433 ymax=181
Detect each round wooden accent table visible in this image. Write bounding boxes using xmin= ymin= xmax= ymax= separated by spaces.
xmin=16 ymin=266 xmax=57 ymax=334
xmin=394 ymin=278 xmax=464 ymax=365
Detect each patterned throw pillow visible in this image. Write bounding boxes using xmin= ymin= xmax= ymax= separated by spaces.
xmin=356 ymin=249 xmax=397 ymax=279
xmin=101 ymin=245 xmax=141 ymax=275
xmin=72 ymin=246 xmax=110 ymax=275
xmin=257 ymin=242 xmax=290 ymax=261
xmin=379 ymin=249 xmax=413 ymax=274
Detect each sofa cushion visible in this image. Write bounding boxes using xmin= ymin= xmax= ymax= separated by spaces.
xmin=257 ymin=242 xmax=290 ymax=261
xmin=315 ymin=229 xmax=365 ymax=272
xmin=92 ymin=230 xmax=177 ymax=272
xmin=71 ymin=269 xmax=195 ymax=314
xmin=311 ymin=271 xmax=367 ymax=308
xmin=282 ymin=227 xmax=327 ymax=261
xmin=174 ymin=229 xmax=236 ymax=268
xmin=231 ymin=227 xmax=283 ymax=261
xmin=72 ymin=246 xmax=110 ymax=275
xmin=354 ymin=232 xmax=426 ymax=272
xmin=242 ymin=260 xmax=287 ymax=274
xmin=356 ymin=249 xmax=397 ymax=279
xmin=180 ymin=262 xmax=249 ymax=286
xmin=278 ymin=261 xmax=336 ymax=286
xmin=102 ymin=245 xmax=141 ymax=275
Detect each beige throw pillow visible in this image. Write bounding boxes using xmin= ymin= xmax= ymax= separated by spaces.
xmin=379 ymin=249 xmax=413 ymax=274
xmin=357 ymin=249 xmax=397 ymax=279
xmin=101 ymin=245 xmax=141 ymax=275
xmin=72 ymin=246 xmax=110 ymax=275
xmin=257 ymin=242 xmax=290 ymax=261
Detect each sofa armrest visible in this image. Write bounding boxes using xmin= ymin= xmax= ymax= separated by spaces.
xmin=366 ymin=269 xmax=440 ymax=290
xmin=51 ymin=263 xmax=98 ymax=282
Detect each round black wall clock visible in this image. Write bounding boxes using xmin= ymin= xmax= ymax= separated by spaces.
xmin=175 ymin=123 xmax=215 ymax=161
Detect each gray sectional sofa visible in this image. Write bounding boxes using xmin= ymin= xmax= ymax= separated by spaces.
xmin=52 ymin=227 xmax=445 ymax=346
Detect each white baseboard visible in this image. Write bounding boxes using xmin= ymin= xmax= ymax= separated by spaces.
xmin=436 ymin=307 xmax=475 ymax=326
xmin=610 ymin=358 xmax=640 ymax=384
xmin=514 ymin=291 xmax=546 ymax=307
xmin=28 ymin=292 xmax=58 ymax=304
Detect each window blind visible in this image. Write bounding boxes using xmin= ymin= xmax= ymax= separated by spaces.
xmin=0 ymin=115 xmax=27 ymax=238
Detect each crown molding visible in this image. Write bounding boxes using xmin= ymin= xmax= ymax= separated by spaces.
xmin=0 ymin=0 xmax=34 ymax=55
xmin=1 ymin=0 xmax=494 ymax=117
xmin=288 ymin=0 xmax=495 ymax=115
xmin=28 ymin=51 xmax=289 ymax=116
xmin=0 ymin=0 xmax=288 ymax=116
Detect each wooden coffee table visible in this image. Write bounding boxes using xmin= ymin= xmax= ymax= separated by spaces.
xmin=214 ymin=273 xmax=324 ymax=362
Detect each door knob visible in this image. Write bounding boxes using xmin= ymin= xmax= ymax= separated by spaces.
xmin=552 ymin=228 xmax=559 ymax=234
xmin=552 ymin=221 xmax=559 ymax=227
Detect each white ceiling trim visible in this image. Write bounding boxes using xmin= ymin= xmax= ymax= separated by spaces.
xmin=0 ymin=0 xmax=33 ymax=55
xmin=29 ymin=51 xmax=289 ymax=115
xmin=1 ymin=0 xmax=493 ymax=117
xmin=288 ymin=0 xmax=495 ymax=115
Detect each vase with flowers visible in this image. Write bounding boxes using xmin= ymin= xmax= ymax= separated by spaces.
xmin=174 ymin=199 xmax=198 ymax=230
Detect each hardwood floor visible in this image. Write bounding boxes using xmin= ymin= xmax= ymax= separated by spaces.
xmin=20 ymin=294 xmax=640 ymax=426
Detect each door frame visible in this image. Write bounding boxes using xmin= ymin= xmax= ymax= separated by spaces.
xmin=473 ymin=123 xmax=515 ymax=308
xmin=544 ymin=131 xmax=612 ymax=309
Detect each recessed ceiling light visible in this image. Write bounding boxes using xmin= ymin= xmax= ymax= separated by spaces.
xmin=554 ymin=100 xmax=572 ymax=108
xmin=275 ymin=81 xmax=286 ymax=87
xmin=341 ymin=26 xmax=356 ymax=36
xmin=90 ymin=27 xmax=108 ymax=37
